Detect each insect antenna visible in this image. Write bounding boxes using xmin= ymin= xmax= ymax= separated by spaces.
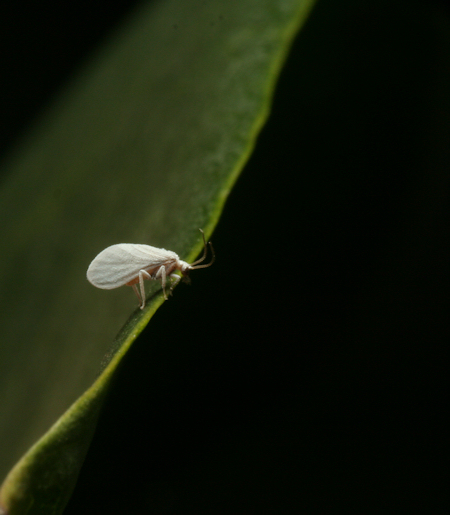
xmin=190 ymin=228 xmax=210 ymax=266
xmin=190 ymin=241 xmax=215 ymax=269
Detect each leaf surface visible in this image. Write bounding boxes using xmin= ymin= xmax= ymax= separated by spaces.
xmin=0 ymin=0 xmax=316 ymax=513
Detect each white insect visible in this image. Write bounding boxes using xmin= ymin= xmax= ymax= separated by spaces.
xmin=87 ymin=229 xmax=214 ymax=310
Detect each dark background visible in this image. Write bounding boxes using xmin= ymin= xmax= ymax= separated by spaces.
xmin=1 ymin=0 xmax=448 ymax=513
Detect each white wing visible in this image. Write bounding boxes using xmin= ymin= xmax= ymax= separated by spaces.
xmin=87 ymin=244 xmax=180 ymax=289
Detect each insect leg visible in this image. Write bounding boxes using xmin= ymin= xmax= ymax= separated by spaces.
xmin=160 ymin=266 xmax=168 ymax=300
xmin=153 ymin=265 xmax=169 ymax=300
xmin=169 ymin=273 xmax=181 ymax=296
xmin=138 ymin=270 xmax=152 ymax=309
xmin=131 ymin=284 xmax=141 ymax=303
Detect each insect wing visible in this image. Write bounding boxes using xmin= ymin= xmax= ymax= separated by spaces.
xmin=87 ymin=244 xmax=178 ymax=289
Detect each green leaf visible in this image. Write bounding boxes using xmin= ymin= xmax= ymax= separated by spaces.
xmin=0 ymin=0 xmax=317 ymax=513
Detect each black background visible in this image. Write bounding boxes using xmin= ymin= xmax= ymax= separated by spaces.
xmin=1 ymin=0 xmax=448 ymax=513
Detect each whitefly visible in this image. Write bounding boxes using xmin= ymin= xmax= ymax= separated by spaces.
xmin=87 ymin=229 xmax=214 ymax=309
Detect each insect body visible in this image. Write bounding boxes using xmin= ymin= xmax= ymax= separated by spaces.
xmin=87 ymin=229 xmax=214 ymax=309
